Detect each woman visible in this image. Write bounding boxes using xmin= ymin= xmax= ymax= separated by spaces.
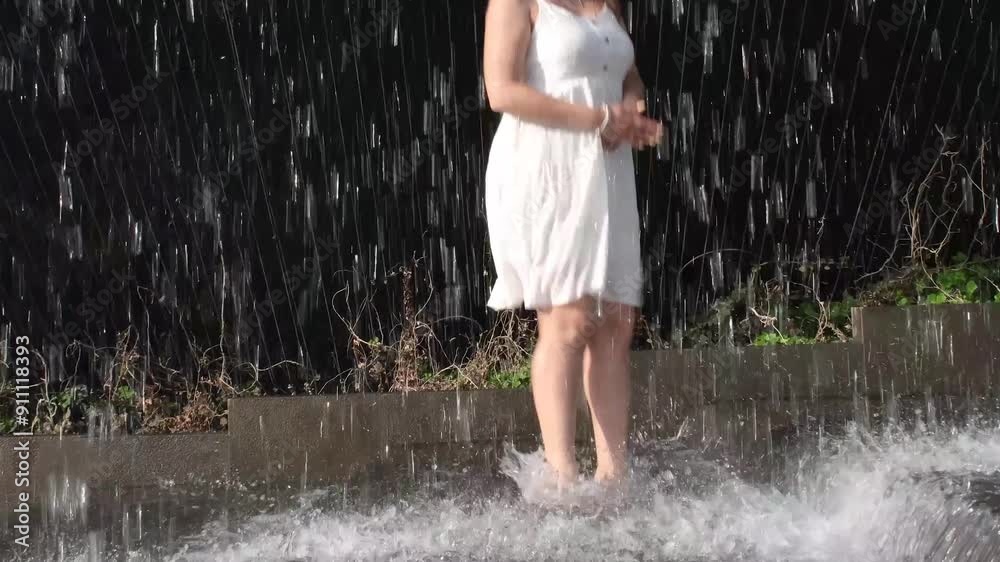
xmin=483 ymin=0 xmax=662 ymax=489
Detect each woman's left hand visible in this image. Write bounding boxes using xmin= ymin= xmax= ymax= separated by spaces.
xmin=603 ymin=98 xmax=663 ymax=151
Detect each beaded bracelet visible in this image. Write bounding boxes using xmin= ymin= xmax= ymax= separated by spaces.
xmin=598 ymin=104 xmax=610 ymax=135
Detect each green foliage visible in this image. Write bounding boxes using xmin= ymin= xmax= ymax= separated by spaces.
xmin=114 ymin=385 xmax=137 ymax=406
xmin=420 ymin=366 xmax=461 ymax=384
xmin=829 ymin=298 xmax=855 ymax=325
xmin=55 ymin=385 xmax=89 ymax=411
xmin=895 ymin=290 xmax=911 ymax=306
xmin=487 ymin=363 xmax=531 ymax=389
xmin=676 ymin=257 xmax=997 ymax=349
xmin=914 ymin=258 xmax=1000 ymax=305
xmin=794 ymin=301 xmax=820 ymax=336
xmin=924 ymin=291 xmax=947 ymax=304
xmin=752 ymin=333 xmax=813 ymax=346
xmin=32 ymin=384 xmax=94 ymax=434
xmin=0 ymin=415 xmax=15 ymax=435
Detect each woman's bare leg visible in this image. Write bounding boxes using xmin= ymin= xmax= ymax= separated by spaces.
xmin=532 ymin=297 xmax=597 ymax=486
xmin=582 ymin=301 xmax=635 ymax=482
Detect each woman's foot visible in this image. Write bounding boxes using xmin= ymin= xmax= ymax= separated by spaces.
xmin=594 ymin=458 xmax=629 ymax=484
xmin=594 ymin=465 xmax=630 ymax=502
xmin=549 ymin=460 xmax=580 ymax=493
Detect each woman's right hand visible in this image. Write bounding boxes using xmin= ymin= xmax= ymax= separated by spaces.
xmin=600 ymin=102 xmax=663 ymax=150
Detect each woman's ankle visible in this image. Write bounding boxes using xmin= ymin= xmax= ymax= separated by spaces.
xmin=593 ymin=460 xmax=628 ymax=483
xmin=546 ymin=458 xmax=579 ymax=488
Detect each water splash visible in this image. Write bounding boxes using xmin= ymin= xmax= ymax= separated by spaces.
xmin=497 ymin=445 xmax=626 ymax=512
xmin=38 ymin=421 xmax=1000 ymax=562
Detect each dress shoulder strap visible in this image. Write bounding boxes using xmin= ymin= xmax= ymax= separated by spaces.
xmin=534 ymin=0 xmax=557 ymax=19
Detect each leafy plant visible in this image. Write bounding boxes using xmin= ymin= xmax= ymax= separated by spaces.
xmin=0 ymin=415 xmax=15 ymax=435
xmin=829 ymin=298 xmax=856 ymax=326
xmin=915 ymin=259 xmax=1000 ymax=305
xmin=785 ymin=301 xmax=818 ymax=338
xmin=35 ymin=384 xmax=92 ymax=434
xmin=487 ymin=364 xmax=531 ymax=389
xmin=752 ymin=332 xmax=813 ymax=346
xmin=924 ymin=291 xmax=950 ymax=304
xmin=55 ymin=385 xmax=89 ymax=410
xmin=419 ymin=366 xmax=461 ymax=385
xmin=114 ymin=385 xmax=137 ymax=406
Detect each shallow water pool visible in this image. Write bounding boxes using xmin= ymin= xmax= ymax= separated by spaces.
xmin=17 ymin=418 xmax=1000 ymax=562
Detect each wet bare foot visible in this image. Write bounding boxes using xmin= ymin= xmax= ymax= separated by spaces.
xmin=594 ymin=467 xmax=630 ymax=502
xmin=594 ymin=465 xmax=628 ymax=485
xmin=551 ymin=463 xmax=580 ymax=493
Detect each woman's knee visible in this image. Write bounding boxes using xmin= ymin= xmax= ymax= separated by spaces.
xmin=597 ymin=304 xmax=637 ymax=347
xmin=614 ymin=307 xmax=636 ymax=338
xmin=539 ymin=302 xmax=599 ymax=349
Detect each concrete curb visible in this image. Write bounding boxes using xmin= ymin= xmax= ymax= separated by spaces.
xmin=2 ymin=304 xmax=998 ymax=506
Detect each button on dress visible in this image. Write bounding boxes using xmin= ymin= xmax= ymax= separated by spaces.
xmin=485 ymin=0 xmax=642 ymax=310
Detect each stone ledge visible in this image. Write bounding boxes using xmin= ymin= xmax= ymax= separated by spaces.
xmin=630 ymin=343 xmax=861 ymax=407
xmin=227 ymin=389 xmax=550 ymax=484
xmin=853 ymin=303 xmax=1000 ymax=396
xmin=0 ymin=434 xmax=228 ymax=512
xmin=1 ymin=304 xmax=996 ymax=501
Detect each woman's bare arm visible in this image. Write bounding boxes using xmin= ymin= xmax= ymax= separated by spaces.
xmin=623 ymin=67 xmax=645 ymax=106
xmin=606 ymin=0 xmax=662 ymax=147
xmin=483 ymin=0 xmax=604 ymax=130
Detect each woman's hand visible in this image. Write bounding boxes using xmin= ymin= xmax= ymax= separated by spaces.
xmin=625 ymin=99 xmax=664 ymax=149
xmin=601 ymin=100 xmax=663 ymax=151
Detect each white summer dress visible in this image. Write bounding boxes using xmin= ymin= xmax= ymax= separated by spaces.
xmin=485 ymin=0 xmax=642 ymax=311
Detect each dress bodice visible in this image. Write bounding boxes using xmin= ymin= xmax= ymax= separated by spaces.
xmin=525 ymin=0 xmax=634 ymax=103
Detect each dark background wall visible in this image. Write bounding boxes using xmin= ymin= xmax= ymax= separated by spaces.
xmin=1 ymin=0 xmax=998 ymax=392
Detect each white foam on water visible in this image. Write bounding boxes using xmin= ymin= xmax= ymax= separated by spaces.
xmin=121 ymin=423 xmax=1000 ymax=561
xmin=497 ymin=443 xmax=629 ymax=512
